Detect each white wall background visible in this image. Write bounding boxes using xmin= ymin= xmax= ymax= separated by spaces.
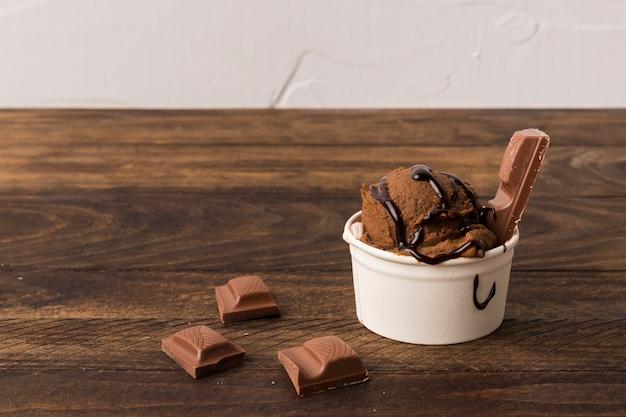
xmin=1 ymin=0 xmax=626 ymax=108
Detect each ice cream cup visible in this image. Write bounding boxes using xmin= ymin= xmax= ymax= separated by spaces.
xmin=342 ymin=211 xmax=519 ymax=345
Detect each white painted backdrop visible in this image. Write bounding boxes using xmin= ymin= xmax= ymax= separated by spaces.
xmin=1 ymin=0 xmax=626 ymax=108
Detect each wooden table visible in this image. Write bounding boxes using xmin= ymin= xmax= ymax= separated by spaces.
xmin=1 ymin=110 xmax=624 ymax=416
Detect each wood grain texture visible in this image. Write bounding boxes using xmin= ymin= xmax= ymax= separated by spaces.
xmin=1 ymin=144 xmax=625 ymax=197
xmin=1 ymin=109 xmax=626 ymax=146
xmin=0 ymin=110 xmax=624 ymax=417
xmin=1 ymin=370 xmax=624 ymax=417
xmin=0 ymin=270 xmax=624 ymax=320
xmin=1 ymin=317 xmax=624 ymax=373
xmin=0 ymin=192 xmax=624 ymax=271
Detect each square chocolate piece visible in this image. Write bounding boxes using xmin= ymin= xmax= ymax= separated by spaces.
xmin=277 ymin=336 xmax=369 ymax=396
xmin=161 ymin=325 xmax=245 ymax=379
xmin=215 ymin=275 xmax=280 ymax=323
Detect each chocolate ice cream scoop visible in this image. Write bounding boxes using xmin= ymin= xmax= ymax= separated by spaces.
xmin=360 ymin=165 xmax=497 ymax=264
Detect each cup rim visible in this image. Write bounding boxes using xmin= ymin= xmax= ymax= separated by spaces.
xmin=343 ymin=211 xmax=519 ymax=267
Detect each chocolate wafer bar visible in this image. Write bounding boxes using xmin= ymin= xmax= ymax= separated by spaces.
xmin=486 ymin=129 xmax=550 ymax=244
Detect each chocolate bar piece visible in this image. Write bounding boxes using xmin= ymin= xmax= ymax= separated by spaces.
xmin=161 ymin=325 xmax=245 ymax=379
xmin=215 ymin=275 xmax=280 ymax=323
xmin=486 ymin=129 xmax=550 ymax=244
xmin=277 ymin=336 xmax=369 ymax=396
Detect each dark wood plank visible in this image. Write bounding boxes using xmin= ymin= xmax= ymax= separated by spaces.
xmin=1 ymin=317 xmax=624 ymax=373
xmin=2 ymin=268 xmax=623 ymax=373
xmin=1 ymin=109 xmax=626 ymax=146
xmin=0 ymin=271 xmax=623 ymax=320
xmin=1 ymin=109 xmax=623 ymax=416
xmin=1 ymin=144 xmax=624 ymax=197
xmin=0 ymin=192 xmax=623 ymax=271
xmin=1 ymin=369 xmax=624 ymax=417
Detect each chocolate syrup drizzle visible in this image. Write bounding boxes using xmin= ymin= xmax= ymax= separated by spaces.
xmin=371 ymin=164 xmax=489 ymax=265
xmin=473 ymin=274 xmax=496 ymax=310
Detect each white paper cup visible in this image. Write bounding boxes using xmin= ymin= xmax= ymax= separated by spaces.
xmin=342 ymin=211 xmax=519 ymax=345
